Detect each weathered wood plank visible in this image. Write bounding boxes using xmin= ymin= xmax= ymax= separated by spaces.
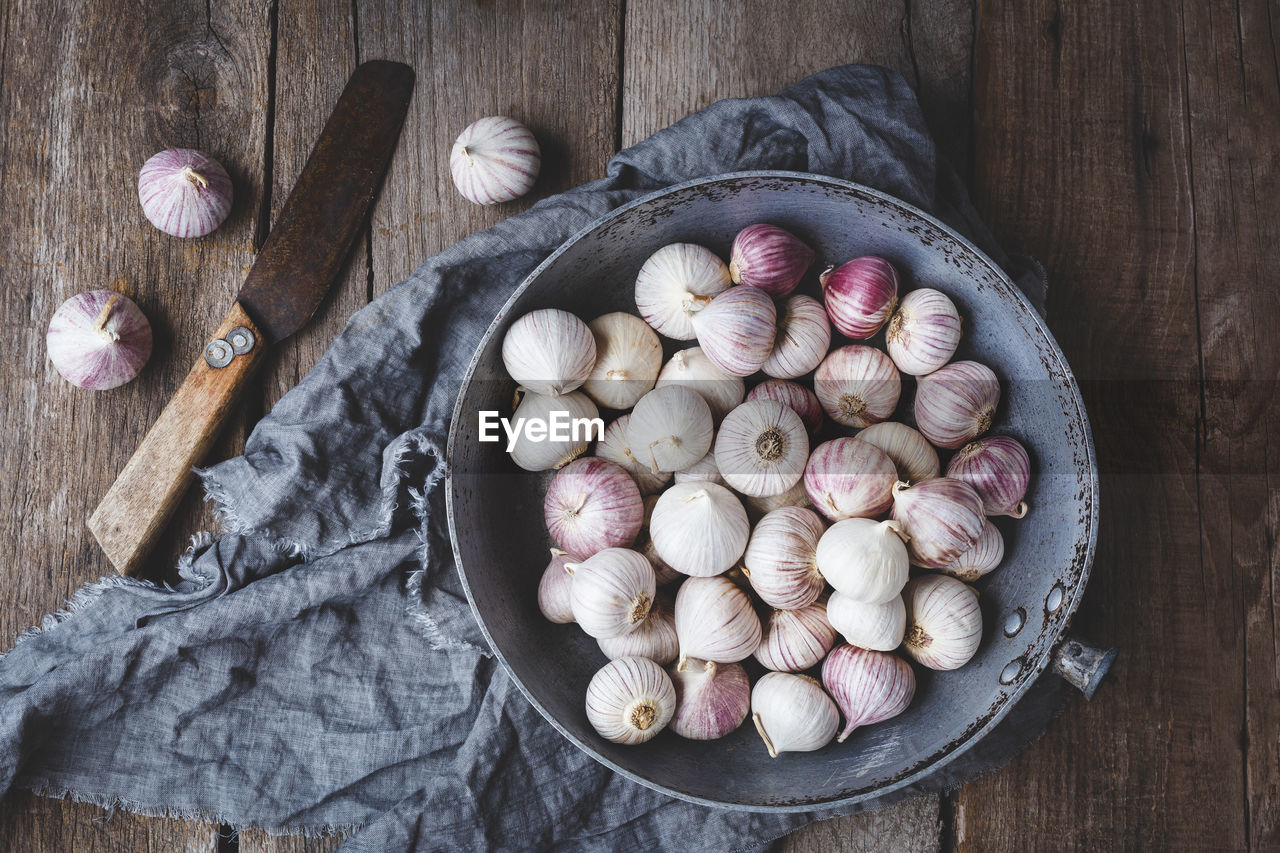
xmin=956 ymin=0 xmax=1247 ymax=847
xmin=0 ymin=791 xmax=218 ymax=853
xmin=777 ymin=796 xmax=941 ymax=853
xmin=236 ymin=831 xmax=345 ymax=853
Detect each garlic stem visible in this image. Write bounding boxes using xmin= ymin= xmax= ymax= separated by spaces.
xmin=752 ymin=712 xmax=779 ymax=758
xmin=92 ymin=293 xmax=122 ymax=342
xmin=461 ymin=145 xmax=474 ymax=167
xmin=1012 ymin=501 xmax=1029 ymax=519
xmin=180 ymin=165 xmax=209 ymax=189
xmin=676 ymin=652 xmax=688 ymax=672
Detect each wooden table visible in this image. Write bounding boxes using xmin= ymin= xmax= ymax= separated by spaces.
xmin=1 ymin=0 xmax=1275 ymax=849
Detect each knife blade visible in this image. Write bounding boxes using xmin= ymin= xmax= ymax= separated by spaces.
xmin=88 ymin=60 xmax=415 ymax=576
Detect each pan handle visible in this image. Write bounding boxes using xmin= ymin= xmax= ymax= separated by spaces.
xmin=1051 ymin=636 xmax=1117 ymax=700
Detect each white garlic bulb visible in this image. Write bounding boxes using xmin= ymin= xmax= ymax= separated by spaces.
xmin=754 ymin=602 xmax=837 ymax=672
xmin=763 ymin=294 xmax=831 ymax=379
xmin=856 ymin=422 xmax=940 ymax=483
xmin=537 ymin=549 xmax=577 ymax=624
xmin=450 ymin=116 xmax=541 ymax=205
xmin=827 ymin=591 xmax=906 ymax=651
xmin=507 ymin=390 xmax=599 ymax=472
xmin=743 ymin=478 xmax=812 ymax=523
xmin=596 ymin=415 xmax=672 ymax=494
xmin=544 ymin=457 xmax=644 ymax=557
xmin=667 ymin=659 xmax=751 ymax=741
xmin=742 ymin=506 xmax=826 ymax=610
xmin=656 ymin=347 xmax=745 ymax=422
xmin=585 ymin=656 xmax=676 ymax=745
xmin=673 ymin=576 xmax=762 ymax=667
xmin=890 ymin=478 xmax=986 ymax=569
xmin=902 ymin=574 xmax=983 ymax=671
xmin=690 ymin=286 xmax=777 ymax=377
xmin=803 ymin=437 xmax=897 ymax=521
xmin=625 ymin=386 xmax=714 ymax=473
xmin=914 ymin=360 xmax=1001 ymax=450
xmin=673 ymin=448 xmax=725 ymax=487
xmin=821 ymin=645 xmax=916 ymax=742
xmin=714 ymin=400 xmax=809 ymax=498
xmin=650 ymin=482 xmax=749 ymax=577
xmin=815 ymin=518 xmax=909 ymax=604
xmin=598 ymin=592 xmax=679 ymax=665
xmin=939 ymin=519 xmax=1005 ymax=581
xmin=634 ymin=243 xmax=731 ymax=340
xmin=814 ymin=345 xmax=901 ymax=428
xmin=885 ymin=287 xmax=962 ymax=376
xmin=582 ymin=312 xmax=663 ymax=410
xmin=567 ymin=548 xmax=656 ymax=639
xmin=751 ymin=672 xmax=839 ymax=757
xmin=501 ymin=309 xmax=596 ymax=397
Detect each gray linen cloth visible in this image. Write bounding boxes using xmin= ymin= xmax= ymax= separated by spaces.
xmin=0 ymin=65 xmax=1047 ymax=850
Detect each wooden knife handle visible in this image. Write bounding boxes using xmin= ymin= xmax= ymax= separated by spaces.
xmin=88 ymin=302 xmax=266 ymax=576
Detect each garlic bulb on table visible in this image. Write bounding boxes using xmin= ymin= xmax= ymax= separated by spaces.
xmin=803 ymin=437 xmax=897 ymax=521
xmin=537 ymin=549 xmax=578 ymax=624
xmin=626 ymin=385 xmax=714 ymax=473
xmin=728 ymin=224 xmax=815 ymax=296
xmin=138 ymin=149 xmax=233 ymax=237
xmin=751 ymin=672 xmax=839 ymax=757
xmin=754 ymin=602 xmax=837 ymax=672
xmin=763 ymin=294 xmax=831 ymax=379
xmin=586 ymin=656 xmax=676 ymax=745
xmin=885 ymin=288 xmax=962 ymax=375
xmin=582 ymin=312 xmax=663 ymax=410
xmin=634 ymin=243 xmax=731 ymax=339
xmin=567 ymin=548 xmax=656 ymax=639
xmin=815 ymin=518 xmax=909 ymax=604
xmin=742 ymin=506 xmax=826 ymax=610
xmin=747 ymin=379 xmax=824 ymax=436
xmin=821 ymin=645 xmax=915 ymax=742
xmin=596 ymin=415 xmax=672 ymax=495
xmin=902 ymin=574 xmax=983 ymax=670
xmin=939 ymin=519 xmax=1004 ymax=581
xmin=946 ymin=435 xmax=1031 ymax=518
xmin=544 ymin=457 xmax=644 ymax=557
xmin=507 ymin=390 xmax=598 ymax=472
xmin=673 ymin=575 xmax=762 ymax=668
xmin=826 ymin=591 xmax=906 ymax=651
xmin=47 ymin=291 xmax=152 ymax=390
xmin=814 ymin=345 xmax=901 ymax=428
xmin=691 ymin=286 xmax=777 ymax=377
xmin=502 ymin=309 xmax=596 ymax=397
xmin=820 ymin=256 xmax=899 ymax=339
xmin=856 ymin=422 xmax=939 ymax=484
xmin=713 ymin=400 xmax=809 ymax=498
xmin=599 ymin=592 xmax=679 ymax=665
xmin=650 ymin=482 xmax=749 ymax=577
xmin=656 ymin=347 xmax=745 ymax=423
xmin=914 ymin=360 xmax=1001 ymax=449
xmin=667 ymin=658 xmax=751 ymax=740
xmin=890 ymin=478 xmax=986 ymax=569
xmin=450 ymin=116 xmax=540 ymax=205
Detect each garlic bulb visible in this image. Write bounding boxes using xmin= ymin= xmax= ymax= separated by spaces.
xmin=814 ymin=345 xmax=901 ymax=428
xmin=501 ymin=309 xmax=596 ymax=397
xmin=637 ymin=495 xmax=681 ymax=585
xmin=743 ymin=479 xmax=812 ymax=523
xmin=47 ymin=291 xmax=153 ymax=390
xmin=940 ymin=520 xmax=1004 ymax=581
xmin=821 ymin=645 xmax=915 ymax=742
xmin=803 ymin=437 xmax=897 ymax=521
xmin=667 ymin=658 xmax=751 ymax=740
xmin=449 ymin=116 xmax=540 ymax=205
xmin=634 ymin=243 xmax=732 ymax=340
xmin=596 ymin=415 xmax=672 ymax=494
xmin=815 ymin=518 xmax=909 ymax=604
xmin=713 ymin=400 xmax=809 ymax=497
xmin=754 ymin=602 xmax=837 ymax=672
xmin=673 ymin=576 xmax=762 ymax=667
xmin=742 ymin=506 xmax=826 ymax=609
xmin=728 ymin=224 xmax=815 ymax=296
xmin=885 ymin=288 xmax=962 ymax=376
xmin=673 ymin=448 xmax=725 ymax=487
xmin=650 ymin=482 xmax=749 ymax=577
xmin=902 ymin=574 xmax=983 ymax=670
xmin=751 ymin=672 xmax=839 ymax=757
xmin=599 ymin=592 xmax=679 ymax=665
xmin=544 ymin=458 xmax=644 ymax=557
xmin=582 ymin=312 xmax=663 ymax=410
xmin=914 ymin=360 xmax=1001 ymax=449
xmin=656 ymin=347 xmax=745 ymax=423
xmin=567 ymin=548 xmax=656 ymax=639
xmin=946 ymin=436 xmax=1031 ymax=518
xmin=890 ymin=478 xmax=986 ymax=569
xmin=537 ymin=549 xmax=578 ymax=624
xmin=585 ymin=656 xmax=676 ymax=745
xmin=626 ymin=385 xmax=714 ymax=473
xmin=826 ymin=591 xmax=906 ymax=650
xmin=507 ymin=390 xmax=598 ymax=472
xmin=138 ymin=149 xmax=233 ymax=237
xmin=819 ymin=256 xmax=899 ymax=339
xmin=691 ymin=286 xmax=777 ymax=377
xmin=762 ymin=294 xmax=831 ymax=379
xmin=856 ymin=422 xmax=939 ymax=483
xmin=747 ymin=379 xmax=824 ymax=436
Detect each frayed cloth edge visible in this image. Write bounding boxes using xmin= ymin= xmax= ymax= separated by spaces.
xmin=196 ymin=467 xmax=311 ymax=561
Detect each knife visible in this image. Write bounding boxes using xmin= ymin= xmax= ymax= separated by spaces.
xmin=88 ymin=60 xmax=415 ymax=576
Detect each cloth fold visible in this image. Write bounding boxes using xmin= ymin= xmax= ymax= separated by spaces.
xmin=1 ymin=65 xmax=1046 ymax=851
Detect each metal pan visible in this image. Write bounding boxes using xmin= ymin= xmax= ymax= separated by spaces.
xmin=446 ymin=172 xmax=1109 ymax=810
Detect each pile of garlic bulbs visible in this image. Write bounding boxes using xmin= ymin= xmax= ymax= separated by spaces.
xmin=505 ymin=223 xmax=1033 ymax=755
